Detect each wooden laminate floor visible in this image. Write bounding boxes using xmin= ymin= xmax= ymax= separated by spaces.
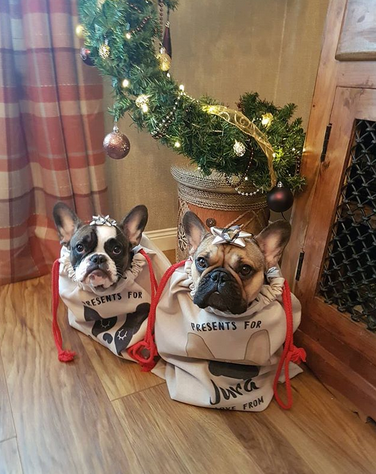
xmin=1 ymin=274 xmax=376 ymax=474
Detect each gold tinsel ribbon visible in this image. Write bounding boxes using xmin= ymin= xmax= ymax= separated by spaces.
xmin=203 ymin=105 xmax=277 ymax=189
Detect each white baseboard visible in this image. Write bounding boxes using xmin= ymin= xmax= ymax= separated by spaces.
xmin=145 ymin=227 xmax=177 ymax=251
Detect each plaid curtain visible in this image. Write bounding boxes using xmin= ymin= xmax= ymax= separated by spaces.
xmin=0 ymin=0 xmax=108 ymax=285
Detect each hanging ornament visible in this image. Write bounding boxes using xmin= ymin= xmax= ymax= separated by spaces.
xmin=162 ymin=18 xmax=172 ymax=58
xmin=266 ymin=182 xmax=294 ymax=212
xmin=233 ymin=140 xmax=246 ymax=157
xmin=103 ymin=124 xmax=131 ymax=160
xmin=99 ymin=39 xmax=110 ymax=59
xmin=261 ymin=113 xmax=273 ymax=128
xmin=80 ymin=47 xmax=94 ymax=66
xmin=157 ymin=47 xmax=171 ymax=72
xmin=75 ymin=24 xmax=86 ymax=40
xmin=156 ymin=3 xmax=172 ymax=72
xmin=135 ymin=94 xmax=150 ymax=112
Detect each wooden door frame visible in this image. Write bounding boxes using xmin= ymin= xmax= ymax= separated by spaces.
xmin=297 ymin=87 xmax=376 ymax=306
xmin=282 ymin=0 xmax=376 ymax=288
xmin=282 ymin=0 xmax=376 ymax=420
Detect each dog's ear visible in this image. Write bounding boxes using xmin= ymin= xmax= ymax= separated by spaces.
xmin=255 ymin=220 xmax=291 ymax=268
xmin=183 ymin=211 xmax=207 ymax=254
xmin=120 ymin=205 xmax=148 ymax=247
xmin=53 ymin=202 xmax=82 ymax=245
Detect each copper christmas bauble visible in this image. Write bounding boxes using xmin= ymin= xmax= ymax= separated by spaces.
xmin=80 ymin=47 xmax=94 ymax=66
xmin=266 ymin=182 xmax=294 ymax=212
xmin=103 ymin=129 xmax=131 ymax=160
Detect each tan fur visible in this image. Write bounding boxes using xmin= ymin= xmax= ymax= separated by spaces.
xmin=192 ymin=234 xmax=265 ymax=304
xmin=183 ymin=211 xmax=291 ymax=312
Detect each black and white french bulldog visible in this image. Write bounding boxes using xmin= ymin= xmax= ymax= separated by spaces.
xmin=53 ymin=202 xmax=148 ymax=290
xmin=183 ymin=211 xmax=291 ymax=314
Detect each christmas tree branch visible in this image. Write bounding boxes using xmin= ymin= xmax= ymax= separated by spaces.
xmin=78 ymin=0 xmax=305 ymax=192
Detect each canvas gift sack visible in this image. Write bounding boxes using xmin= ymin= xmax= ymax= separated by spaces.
xmin=151 ymin=259 xmax=305 ymax=411
xmin=52 ymin=235 xmax=170 ymax=362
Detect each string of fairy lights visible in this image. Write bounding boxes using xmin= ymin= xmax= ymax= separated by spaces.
xmin=76 ymin=0 xmax=305 ymax=212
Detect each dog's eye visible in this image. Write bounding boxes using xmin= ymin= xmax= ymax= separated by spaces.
xmin=196 ymin=257 xmax=208 ymax=270
xmin=76 ymin=243 xmax=85 ymax=253
xmin=239 ymin=265 xmax=253 ymax=277
xmin=112 ymin=245 xmax=122 ymax=255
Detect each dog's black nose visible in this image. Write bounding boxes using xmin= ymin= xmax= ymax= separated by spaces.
xmin=210 ymin=269 xmax=231 ymax=284
xmin=90 ymin=254 xmax=107 ymax=265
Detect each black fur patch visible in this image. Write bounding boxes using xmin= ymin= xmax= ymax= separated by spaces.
xmin=70 ymin=226 xmax=98 ymax=269
xmin=103 ymin=226 xmax=133 ymax=277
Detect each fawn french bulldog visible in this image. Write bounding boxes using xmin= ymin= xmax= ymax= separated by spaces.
xmin=153 ymin=212 xmax=303 ymax=411
xmin=184 ymin=211 xmax=291 ymax=314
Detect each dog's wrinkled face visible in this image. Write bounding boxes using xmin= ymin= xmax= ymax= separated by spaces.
xmin=53 ymin=203 xmax=148 ymax=290
xmin=183 ymin=212 xmax=291 ymax=314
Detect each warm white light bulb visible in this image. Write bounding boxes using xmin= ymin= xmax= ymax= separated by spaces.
xmin=121 ymin=79 xmax=130 ymax=88
xmin=141 ymin=104 xmax=149 ymax=113
xmin=174 ymin=141 xmax=181 ymax=148
xmin=179 ymin=84 xmax=185 ymax=91
xmin=125 ymin=32 xmax=132 ymax=40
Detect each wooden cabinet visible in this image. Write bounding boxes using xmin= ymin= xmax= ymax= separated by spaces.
xmin=282 ymin=0 xmax=376 ymax=421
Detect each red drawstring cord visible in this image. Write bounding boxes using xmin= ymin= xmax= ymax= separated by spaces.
xmin=273 ymin=280 xmax=306 ymax=409
xmin=127 ymin=259 xmax=187 ymax=371
xmin=139 ymin=249 xmax=158 ymax=300
xmin=51 ymin=259 xmax=76 ymax=362
xmin=52 ymin=249 xmax=159 ymax=363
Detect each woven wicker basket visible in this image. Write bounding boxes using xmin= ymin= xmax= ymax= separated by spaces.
xmin=171 ymin=165 xmax=270 ymax=260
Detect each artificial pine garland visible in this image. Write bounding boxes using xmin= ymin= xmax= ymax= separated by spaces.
xmin=78 ymin=0 xmax=305 ymax=192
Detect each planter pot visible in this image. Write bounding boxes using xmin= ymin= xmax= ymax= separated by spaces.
xmin=171 ymin=165 xmax=270 ymax=260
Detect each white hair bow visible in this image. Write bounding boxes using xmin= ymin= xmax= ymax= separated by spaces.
xmin=210 ymin=225 xmax=253 ymax=248
xmin=90 ymin=215 xmax=117 ymax=227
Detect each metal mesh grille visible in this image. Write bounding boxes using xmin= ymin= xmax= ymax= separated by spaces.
xmin=319 ymin=119 xmax=376 ymax=330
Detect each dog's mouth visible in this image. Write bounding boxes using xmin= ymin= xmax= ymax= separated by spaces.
xmin=194 ymin=287 xmax=248 ymax=314
xmin=83 ymin=266 xmax=113 ymax=286
xmin=205 ymin=291 xmax=229 ymax=312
